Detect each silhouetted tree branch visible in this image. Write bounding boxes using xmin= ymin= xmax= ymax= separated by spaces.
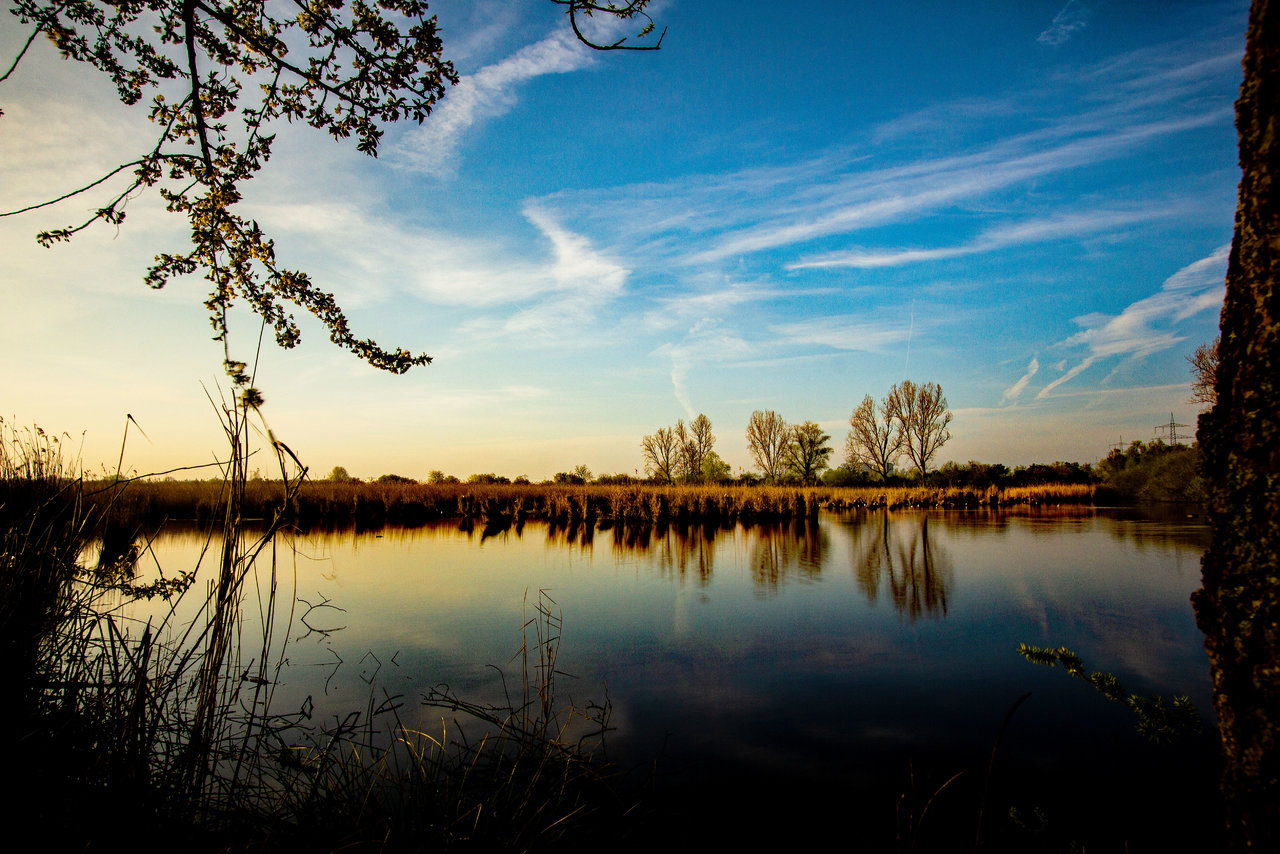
xmin=1 ymin=0 xmax=663 ymax=372
xmin=550 ymin=0 xmax=665 ymax=51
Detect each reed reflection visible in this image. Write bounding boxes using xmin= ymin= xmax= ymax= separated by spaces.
xmin=847 ymin=513 xmax=952 ymax=620
xmin=546 ymin=515 xmax=596 ymax=548
xmin=605 ymin=518 xmax=656 ymax=554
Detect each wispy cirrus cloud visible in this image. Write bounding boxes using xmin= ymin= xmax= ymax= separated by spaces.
xmin=1036 ymin=245 xmax=1229 ymax=399
xmin=640 ymin=278 xmax=821 ymax=331
xmin=395 ymin=28 xmax=594 ymax=177
xmin=523 ymin=204 xmax=629 ymax=296
xmin=1038 ymin=1 xmax=1097 ymax=47
xmin=529 ymin=30 xmax=1235 ymax=281
xmin=787 ymin=209 xmax=1162 ymax=270
xmin=533 ymin=108 xmax=1228 ymax=283
xmin=250 ymin=192 xmax=627 ymax=349
xmin=257 ymin=198 xmax=564 ymax=309
xmin=531 ymin=154 xmax=856 ymax=266
xmin=456 ymin=204 xmax=629 ymax=341
xmin=1074 ymin=37 xmax=1242 ymax=103
xmin=768 ymin=315 xmax=914 ymax=354
xmin=1002 ymin=357 xmax=1041 ymax=405
xmin=684 ymin=107 xmax=1227 ymax=266
xmin=654 ymin=319 xmax=752 ymax=417
xmin=870 ymin=97 xmax=1018 ymax=144
xmin=393 ymin=2 xmax=659 ymax=178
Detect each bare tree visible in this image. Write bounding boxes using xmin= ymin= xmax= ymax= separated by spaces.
xmin=746 ymin=410 xmax=790 ymax=483
xmin=686 ymin=414 xmax=715 ymax=481
xmin=641 ymin=426 xmax=679 ymax=483
xmin=672 ymin=419 xmax=691 ymax=479
xmin=846 ymin=393 xmax=904 ymax=480
xmin=888 ymin=381 xmax=952 ymax=477
xmin=1188 ymin=336 xmax=1219 ymax=410
xmin=785 ymin=421 xmax=833 ymax=485
xmin=646 ymin=414 xmax=715 ymax=483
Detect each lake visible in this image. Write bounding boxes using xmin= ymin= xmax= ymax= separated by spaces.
xmin=136 ymin=505 xmax=1221 ymax=849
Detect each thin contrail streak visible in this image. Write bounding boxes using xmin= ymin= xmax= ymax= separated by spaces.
xmin=904 ymin=299 xmax=915 ymax=375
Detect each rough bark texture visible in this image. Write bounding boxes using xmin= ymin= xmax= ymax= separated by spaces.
xmin=1193 ymin=0 xmax=1280 ymax=849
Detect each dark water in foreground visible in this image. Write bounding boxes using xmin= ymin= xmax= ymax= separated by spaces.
xmin=140 ymin=506 xmax=1220 ymax=849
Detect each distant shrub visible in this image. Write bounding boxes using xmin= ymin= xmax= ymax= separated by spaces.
xmin=822 ymin=464 xmax=876 ymax=487
xmin=595 ymin=473 xmax=641 ymax=485
xmin=931 ymin=460 xmax=1098 ymax=489
xmin=1096 ymin=440 xmax=1202 ymax=503
xmin=1012 ymin=461 xmax=1098 ymax=486
xmin=700 ymin=451 xmax=732 ymax=484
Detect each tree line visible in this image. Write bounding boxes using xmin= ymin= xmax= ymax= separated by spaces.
xmin=335 ymin=377 xmax=1200 ymax=494
xmin=640 ymin=380 xmax=954 ymax=486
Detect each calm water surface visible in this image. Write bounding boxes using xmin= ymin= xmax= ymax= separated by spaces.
xmin=141 ymin=506 xmax=1218 ymax=846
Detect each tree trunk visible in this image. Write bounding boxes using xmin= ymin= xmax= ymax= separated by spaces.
xmin=1193 ymin=0 xmax=1280 ymax=849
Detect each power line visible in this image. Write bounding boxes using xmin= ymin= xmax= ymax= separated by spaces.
xmin=1153 ymin=412 xmax=1190 ymax=445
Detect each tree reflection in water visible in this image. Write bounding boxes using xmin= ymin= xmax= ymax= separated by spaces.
xmin=848 ymin=512 xmax=952 ymax=620
xmin=602 ymin=519 xmax=833 ymax=591
xmin=606 ymin=521 xmax=720 ymax=586
xmin=482 ymin=510 xmax=950 ymax=612
xmin=749 ymin=520 xmax=825 ymax=594
xmin=584 ymin=514 xmax=949 ymax=611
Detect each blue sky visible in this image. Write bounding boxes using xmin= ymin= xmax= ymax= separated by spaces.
xmin=0 ymin=0 xmax=1245 ymax=479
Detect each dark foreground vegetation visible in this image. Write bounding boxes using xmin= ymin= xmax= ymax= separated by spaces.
xmin=6 ymin=417 xmax=1226 ymax=851
xmin=2 ymin=423 xmax=635 ymax=852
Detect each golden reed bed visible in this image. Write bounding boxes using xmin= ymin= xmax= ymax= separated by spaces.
xmin=89 ymin=480 xmax=1097 ymax=529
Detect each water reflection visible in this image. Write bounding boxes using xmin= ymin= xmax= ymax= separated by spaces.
xmin=546 ymin=515 xmax=595 ymax=547
xmin=138 ymin=506 xmax=1197 ymax=629
xmin=535 ymin=512 xmax=945 ymax=615
xmin=750 ymin=519 xmax=825 ymax=593
xmin=128 ymin=505 xmax=1214 ymax=849
xmin=845 ymin=513 xmax=952 ymax=620
xmin=596 ymin=518 xmax=831 ymax=593
xmin=650 ymin=524 xmax=717 ymax=586
xmin=1101 ymin=506 xmax=1211 ymax=551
